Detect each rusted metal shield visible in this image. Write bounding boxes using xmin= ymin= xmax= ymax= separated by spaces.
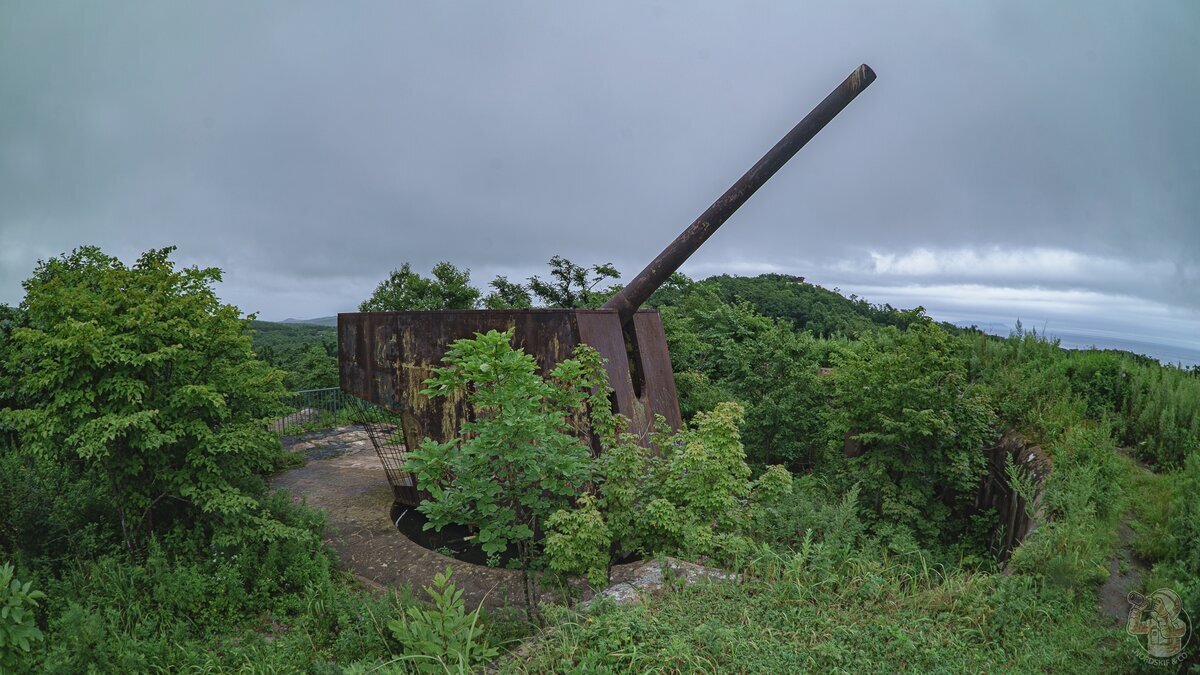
xmin=339 ymin=308 xmax=681 ymax=505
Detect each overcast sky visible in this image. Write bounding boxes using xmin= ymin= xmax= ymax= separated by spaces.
xmin=2 ymin=2 xmax=1197 ymax=361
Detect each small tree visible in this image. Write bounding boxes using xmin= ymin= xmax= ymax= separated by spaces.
xmin=359 ymin=261 xmax=480 ymax=311
xmin=1 ymin=246 xmax=295 ymax=555
xmin=526 ymin=256 xmax=620 ymax=308
xmin=481 ymin=275 xmax=533 ymax=309
xmin=404 ymin=329 xmax=609 ymax=614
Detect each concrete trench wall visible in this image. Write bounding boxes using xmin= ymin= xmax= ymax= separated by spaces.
xmin=976 ymin=430 xmax=1052 ymax=560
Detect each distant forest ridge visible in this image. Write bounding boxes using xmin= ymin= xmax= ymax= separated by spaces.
xmin=279 ymin=316 xmax=337 ymax=326
xmin=257 ymin=274 xmax=1195 ymax=372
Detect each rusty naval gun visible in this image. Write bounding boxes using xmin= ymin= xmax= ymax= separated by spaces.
xmin=339 ymin=64 xmax=876 ymax=505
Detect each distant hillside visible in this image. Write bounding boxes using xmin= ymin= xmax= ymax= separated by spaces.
xmin=280 ymin=316 xmax=338 ymax=327
xmin=648 ymin=273 xmax=950 ymax=337
xmin=248 ymin=320 xmax=337 ymax=390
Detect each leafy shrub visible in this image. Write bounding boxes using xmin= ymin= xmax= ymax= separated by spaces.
xmin=0 ymin=450 xmax=123 ymax=569
xmin=387 ymin=567 xmax=498 ymax=673
xmin=0 ymin=563 xmax=46 ymax=672
xmin=830 ymin=321 xmax=995 ymax=552
xmin=405 ymin=329 xmax=608 ymax=566
xmin=0 ymin=246 xmax=293 ymax=553
xmin=661 ymin=293 xmax=829 ymax=468
xmin=546 ymin=402 xmax=795 ymax=580
xmin=544 ymin=495 xmax=612 ymax=588
xmin=1057 ymin=351 xmax=1129 ymax=419
xmin=749 ymin=475 xmax=865 ymax=553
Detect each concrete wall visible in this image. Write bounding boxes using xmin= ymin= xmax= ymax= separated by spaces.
xmin=976 ymin=430 xmax=1052 ymax=560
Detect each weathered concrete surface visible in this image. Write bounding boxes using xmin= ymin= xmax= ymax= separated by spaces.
xmin=978 ymin=430 xmax=1052 ymax=560
xmin=271 ymin=426 xmax=737 ymax=614
xmin=271 ymin=429 xmax=527 ymax=611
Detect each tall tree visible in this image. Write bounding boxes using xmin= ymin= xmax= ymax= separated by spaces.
xmin=526 ymin=256 xmax=620 ymax=308
xmin=359 ymin=261 xmax=480 ymax=311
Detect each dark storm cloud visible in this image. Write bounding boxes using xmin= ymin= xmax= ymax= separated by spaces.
xmin=1 ymin=1 xmax=1197 ymax=336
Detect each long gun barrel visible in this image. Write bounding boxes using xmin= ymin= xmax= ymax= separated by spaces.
xmin=603 ymin=64 xmax=877 ymax=325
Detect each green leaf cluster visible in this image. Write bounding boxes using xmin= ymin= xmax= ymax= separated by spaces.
xmin=387 ymin=567 xmax=497 ymax=673
xmin=405 ymin=329 xmax=606 ymax=559
xmin=830 ymin=321 xmax=996 ymax=552
xmin=0 ymin=246 xmax=293 ymax=552
xmin=661 ymin=291 xmax=830 ymax=468
xmin=0 ymin=563 xmax=46 ymax=672
xmin=359 ymin=261 xmax=481 ymax=312
xmin=547 ymin=403 xmax=795 ymax=582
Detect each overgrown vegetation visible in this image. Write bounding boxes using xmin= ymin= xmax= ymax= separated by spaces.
xmin=3 ymin=248 xmax=1196 ymax=671
xmin=0 ymin=248 xmax=508 ymax=671
xmin=249 ymin=320 xmax=339 ymax=391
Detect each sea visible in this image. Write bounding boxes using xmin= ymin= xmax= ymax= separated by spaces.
xmin=951 ymin=320 xmax=1200 ymax=369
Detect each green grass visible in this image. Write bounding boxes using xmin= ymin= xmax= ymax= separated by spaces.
xmin=504 ymin=548 xmax=1132 ymax=673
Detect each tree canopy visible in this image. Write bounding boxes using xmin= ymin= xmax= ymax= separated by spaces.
xmin=0 ymin=246 xmax=294 ymax=554
xmin=359 ymin=261 xmax=480 ymax=312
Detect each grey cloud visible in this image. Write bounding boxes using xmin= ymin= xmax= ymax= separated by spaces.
xmin=1 ymin=1 xmax=1196 ymax=337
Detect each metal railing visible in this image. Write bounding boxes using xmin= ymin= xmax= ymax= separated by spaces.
xmin=271 ymin=387 xmax=355 ymax=433
xmin=271 ymin=387 xmax=417 ymax=503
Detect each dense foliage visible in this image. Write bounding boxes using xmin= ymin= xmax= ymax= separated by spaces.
xmin=547 ymin=402 xmax=795 ymax=584
xmin=406 ymin=330 xmax=605 ymax=566
xmin=3 ymin=247 xmax=1196 ymax=671
xmin=0 ymin=563 xmax=45 ymax=671
xmin=359 ymin=261 xmax=481 ymax=312
xmin=0 ymin=247 xmax=504 ymax=671
xmin=1 ymin=247 xmax=293 ymax=554
xmin=406 ymin=331 xmax=795 ymax=597
xmin=829 ymin=322 xmax=995 ymax=553
xmin=660 ymin=291 xmax=830 ymax=468
xmin=249 ymin=320 xmax=339 ymax=391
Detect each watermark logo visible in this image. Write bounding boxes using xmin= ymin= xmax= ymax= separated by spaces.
xmin=1127 ymin=589 xmax=1191 ymax=666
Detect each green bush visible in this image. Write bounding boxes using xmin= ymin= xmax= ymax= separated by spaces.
xmin=0 ymin=246 xmax=293 ymax=553
xmin=830 ymin=321 xmax=995 ymax=553
xmin=661 ymin=293 xmax=830 ymax=468
xmin=405 ymin=329 xmax=606 ymax=566
xmin=546 ymin=402 xmax=795 ymax=580
xmin=0 ymin=563 xmax=46 ymax=672
xmin=0 ymin=450 xmax=123 ymax=569
xmin=387 ymin=567 xmax=498 ymax=673
xmin=1057 ymin=350 xmax=1129 ymax=419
